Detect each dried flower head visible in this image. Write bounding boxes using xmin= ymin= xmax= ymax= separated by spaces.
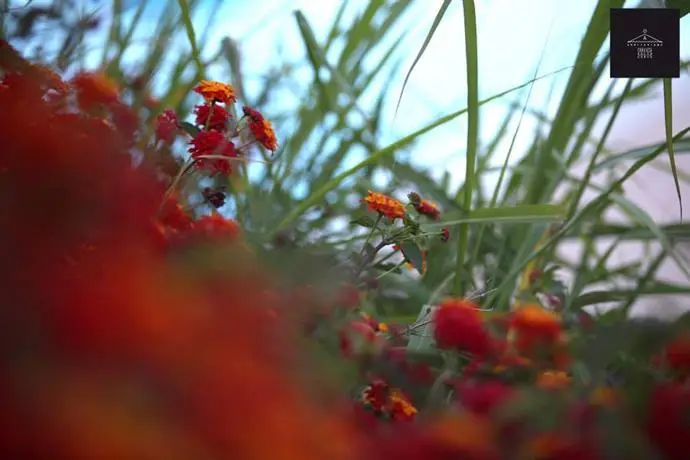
xmin=202 ymin=187 xmax=226 ymax=209
xmin=194 ymin=80 xmax=236 ymax=105
xmin=407 ymin=192 xmax=421 ymax=206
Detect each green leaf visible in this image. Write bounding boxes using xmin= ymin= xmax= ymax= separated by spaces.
xmin=179 ymin=121 xmax=200 ymax=137
xmin=399 ymin=241 xmax=425 ymax=273
xmin=394 ymin=0 xmax=452 ymax=116
xmin=429 ymin=204 xmax=567 ymax=227
xmin=663 ymin=78 xmax=683 ymax=218
xmin=454 ymin=0 xmax=478 ymax=296
xmin=349 ymin=215 xmax=377 ymax=229
xmin=571 ymin=283 xmax=690 ymax=309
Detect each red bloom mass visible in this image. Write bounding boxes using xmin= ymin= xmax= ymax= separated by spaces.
xmin=433 ymin=298 xmax=494 ymax=356
xmin=188 ymin=130 xmax=239 ymax=175
xmin=194 ymin=103 xmax=230 ymax=132
xmin=646 ymin=382 xmax=690 ymax=460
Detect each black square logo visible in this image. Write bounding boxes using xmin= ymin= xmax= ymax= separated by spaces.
xmin=610 ymin=8 xmax=680 ymax=78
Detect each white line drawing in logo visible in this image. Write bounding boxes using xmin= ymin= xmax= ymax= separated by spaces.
xmin=627 ymin=29 xmax=663 ymax=60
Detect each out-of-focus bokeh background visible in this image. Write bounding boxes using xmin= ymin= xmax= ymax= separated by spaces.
xmin=3 ymin=0 xmax=689 ymax=319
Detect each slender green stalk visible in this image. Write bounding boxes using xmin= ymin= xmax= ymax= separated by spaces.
xmin=453 ymin=0 xmax=478 ymax=296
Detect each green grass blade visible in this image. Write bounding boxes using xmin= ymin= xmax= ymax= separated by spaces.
xmin=593 ymin=138 xmax=690 ymax=171
xmin=453 ymin=0 xmax=477 ymax=296
xmin=177 ymin=0 xmax=204 ymax=78
xmin=427 ymin=204 xmax=567 ymax=227
xmin=663 ymin=78 xmax=683 ymax=219
xmin=567 ymin=78 xmax=634 ymax=220
xmin=394 ymin=0 xmax=453 ymax=116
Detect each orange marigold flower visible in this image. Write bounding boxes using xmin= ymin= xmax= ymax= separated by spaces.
xmin=194 ymin=80 xmax=236 ymax=105
xmin=188 ymin=130 xmax=239 ymax=175
xmin=414 ymin=199 xmax=441 ymax=220
xmin=363 ymin=191 xmax=405 ymax=221
xmin=71 ymin=71 xmax=119 ymax=110
xmin=536 ymin=370 xmax=571 ymax=390
xmin=194 ymin=103 xmax=230 ymax=131
xmin=388 ymin=389 xmax=417 ymax=421
xmin=155 ymin=109 xmax=178 ymax=144
xmin=510 ymin=304 xmax=562 ymax=355
xmin=432 ymin=298 xmax=494 ymax=356
xmin=242 ymin=106 xmax=278 ymax=151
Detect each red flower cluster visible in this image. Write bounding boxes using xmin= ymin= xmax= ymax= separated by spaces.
xmin=361 ymin=379 xmax=418 ymax=421
xmin=433 ymin=298 xmax=494 ymax=356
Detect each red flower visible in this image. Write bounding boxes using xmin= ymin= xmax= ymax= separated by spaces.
xmin=71 ymin=71 xmax=119 ymax=111
xmin=186 ymin=214 xmax=241 ymax=241
xmin=194 ymin=103 xmax=230 ymax=131
xmin=414 ymin=200 xmax=441 ymax=220
xmin=362 ymin=380 xmax=389 ymax=413
xmin=188 ymin=130 xmax=239 ymax=175
xmin=242 ymin=106 xmax=278 ymax=150
xmin=158 ymin=196 xmax=193 ymax=231
xmin=660 ymin=332 xmax=690 ymax=374
xmin=155 ymin=109 xmax=178 ymax=144
xmin=441 ymin=226 xmax=450 ymax=242
xmin=361 ymin=380 xmax=417 ymax=421
xmin=433 ymin=298 xmax=494 ymax=356
xmin=455 ymin=380 xmax=514 ymax=416
xmin=646 ymin=383 xmax=690 ymax=460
